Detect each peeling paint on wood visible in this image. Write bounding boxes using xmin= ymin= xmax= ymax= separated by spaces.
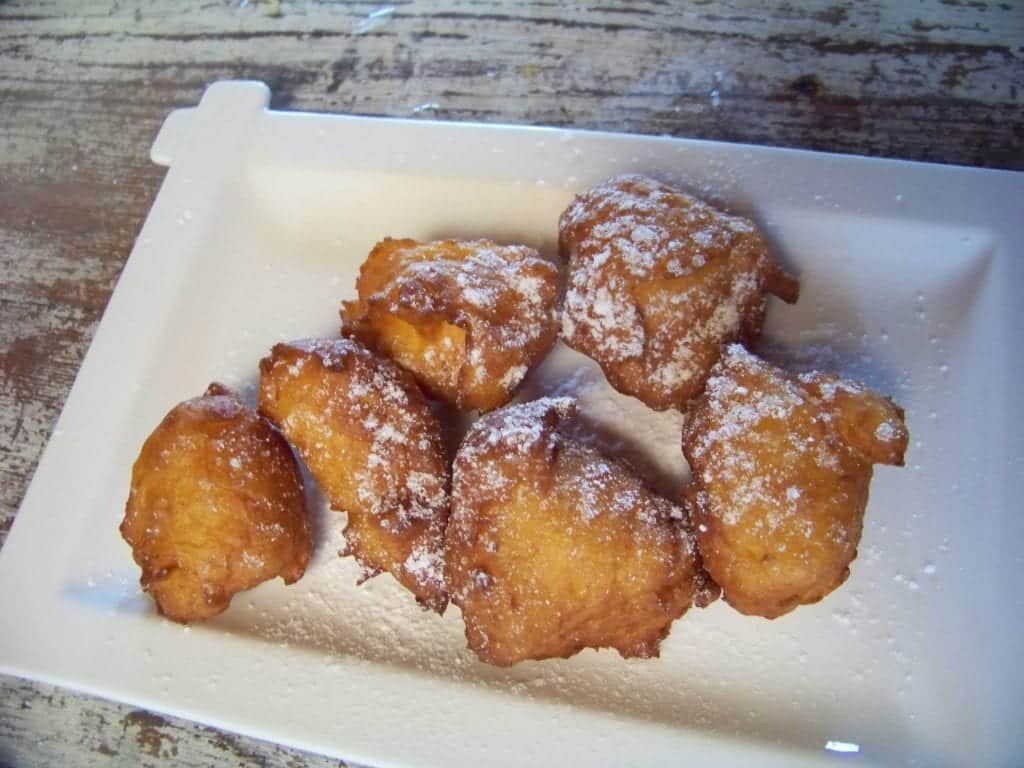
xmin=0 ymin=676 xmax=353 ymax=767
xmin=1 ymin=0 xmax=1021 ymax=765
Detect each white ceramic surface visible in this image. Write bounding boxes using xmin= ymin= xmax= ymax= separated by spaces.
xmin=1 ymin=81 xmax=1021 ymax=768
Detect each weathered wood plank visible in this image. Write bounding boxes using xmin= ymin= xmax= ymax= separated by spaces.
xmin=1 ymin=1 xmax=1021 ymax=765
xmin=0 ymin=675 xmax=353 ymax=767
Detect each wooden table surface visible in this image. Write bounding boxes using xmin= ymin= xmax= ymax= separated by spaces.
xmin=1 ymin=1 xmax=1021 ymax=765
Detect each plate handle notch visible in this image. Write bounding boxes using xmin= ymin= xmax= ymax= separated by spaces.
xmin=150 ymin=81 xmax=271 ymax=167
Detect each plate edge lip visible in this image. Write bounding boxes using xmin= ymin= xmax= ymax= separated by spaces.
xmin=0 ymin=660 xmax=846 ymax=768
xmin=259 ymin=105 xmax=1024 ymax=179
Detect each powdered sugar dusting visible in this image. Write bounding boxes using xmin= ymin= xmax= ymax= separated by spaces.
xmin=875 ymin=421 xmax=896 ymax=442
xmin=563 ymin=280 xmax=644 ymax=361
xmin=455 ymin=397 xmax=575 ymax=506
xmin=686 ymin=344 xmax=828 ymax=534
xmin=685 ymin=343 xmax=909 ymax=558
xmin=446 ymin=394 xmax=707 ymax=664
xmin=499 ymin=364 xmax=529 ymax=391
xmin=343 ymin=239 xmax=559 ymax=408
xmin=455 ymin=397 xmax=687 ymax=535
xmin=259 ymin=338 xmax=448 ymax=604
xmin=403 ymin=544 xmax=445 ymax=592
xmin=559 ymin=174 xmax=794 ymax=409
xmin=682 ymin=343 xmax=911 ymax=618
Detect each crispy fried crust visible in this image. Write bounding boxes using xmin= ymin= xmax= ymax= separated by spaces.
xmin=559 ymin=174 xmax=799 ymax=411
xmin=121 ymin=383 xmax=312 ymax=623
xmin=258 ymin=338 xmax=449 ymax=612
xmin=446 ymin=398 xmax=717 ymax=665
xmin=341 ymin=238 xmax=560 ymax=412
xmin=682 ymin=345 xmax=909 ymax=618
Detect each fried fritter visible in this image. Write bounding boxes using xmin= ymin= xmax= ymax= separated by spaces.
xmin=341 ymin=237 xmax=559 ymax=412
xmin=258 ymin=338 xmax=449 ymax=612
xmin=446 ymin=397 xmax=717 ymax=666
xmin=559 ymin=174 xmax=799 ymax=411
xmin=682 ymin=344 xmax=909 ymax=619
xmin=121 ymin=383 xmax=311 ymax=623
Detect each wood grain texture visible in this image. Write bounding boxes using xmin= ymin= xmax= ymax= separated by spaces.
xmin=0 ymin=676 xmax=352 ymax=767
xmin=1 ymin=1 xmax=1021 ymax=765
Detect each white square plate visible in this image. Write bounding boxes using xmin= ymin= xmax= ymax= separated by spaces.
xmin=1 ymin=81 xmax=1021 ymax=767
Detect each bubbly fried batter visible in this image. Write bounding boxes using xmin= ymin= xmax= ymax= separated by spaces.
xmin=682 ymin=345 xmax=909 ymax=618
xmin=447 ymin=398 xmax=717 ymax=666
xmin=121 ymin=384 xmax=311 ymax=623
xmin=341 ymin=237 xmax=559 ymax=412
xmin=559 ymin=174 xmax=799 ymax=411
xmin=258 ymin=338 xmax=449 ymax=612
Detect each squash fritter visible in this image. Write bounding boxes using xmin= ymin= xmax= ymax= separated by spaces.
xmin=559 ymin=175 xmax=798 ymax=410
xmin=341 ymin=237 xmax=559 ymax=412
xmin=447 ymin=397 xmax=716 ymax=665
xmin=682 ymin=344 xmax=909 ymax=618
xmin=258 ymin=338 xmax=449 ymax=612
xmin=121 ymin=383 xmax=311 ymax=623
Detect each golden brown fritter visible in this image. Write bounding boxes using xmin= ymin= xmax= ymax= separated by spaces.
xmin=341 ymin=237 xmax=559 ymax=412
xmin=446 ymin=398 xmax=717 ymax=666
xmin=682 ymin=344 xmax=909 ymax=619
xmin=559 ymin=174 xmax=799 ymax=411
xmin=258 ymin=338 xmax=449 ymax=612
xmin=121 ymin=383 xmax=311 ymax=623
